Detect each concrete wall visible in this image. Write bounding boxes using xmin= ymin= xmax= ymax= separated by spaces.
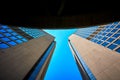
xmin=69 ymin=34 xmax=120 ymax=80
xmin=0 ymin=35 xmax=54 ymax=80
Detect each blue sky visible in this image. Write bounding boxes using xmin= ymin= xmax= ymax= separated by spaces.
xmin=44 ymin=29 xmax=82 ymax=80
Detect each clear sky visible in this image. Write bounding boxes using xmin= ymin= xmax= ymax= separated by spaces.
xmin=44 ymin=29 xmax=82 ymax=80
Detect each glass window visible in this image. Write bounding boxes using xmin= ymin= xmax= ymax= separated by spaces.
xmin=109 ymin=25 xmax=115 ymax=28
xmin=102 ymin=37 xmax=107 ymax=40
xmin=1 ymin=38 xmax=10 ymax=42
xmin=0 ymin=34 xmax=3 ymax=37
xmin=16 ymin=40 xmax=23 ymax=44
xmin=102 ymin=32 xmax=107 ymax=35
xmin=22 ymin=38 xmax=28 ymax=42
xmin=2 ymin=26 xmax=8 ymax=29
xmin=11 ymin=32 xmax=18 ymax=35
xmin=107 ymin=44 xmax=117 ymax=50
xmin=105 ymin=25 xmax=111 ymax=28
xmin=8 ymin=41 xmax=17 ymax=46
xmin=106 ymin=29 xmax=111 ymax=32
xmin=114 ymin=39 xmax=120 ymax=45
xmin=0 ymin=29 xmax=6 ymax=33
xmin=98 ymin=36 xmax=103 ymax=39
xmin=16 ymin=35 xmax=23 ymax=38
xmin=97 ymin=40 xmax=103 ymax=44
xmin=10 ymin=36 xmax=17 ymax=40
xmin=116 ymin=48 xmax=120 ymax=53
xmin=111 ymin=29 xmax=118 ymax=32
xmin=116 ymin=25 xmax=120 ymax=28
xmin=102 ymin=42 xmax=109 ymax=46
xmin=0 ymin=43 xmax=9 ymax=48
xmin=94 ymin=39 xmax=99 ymax=43
xmin=106 ymin=33 xmax=113 ymax=37
xmin=4 ymin=33 xmax=11 ymax=36
xmin=107 ymin=38 xmax=114 ymax=42
xmin=112 ymin=34 xmax=120 ymax=38
xmin=6 ymin=29 xmax=13 ymax=32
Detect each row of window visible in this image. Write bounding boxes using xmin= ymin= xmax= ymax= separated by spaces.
xmin=0 ymin=25 xmax=46 ymax=49
xmin=90 ymin=22 xmax=120 ymax=53
xmin=0 ymin=25 xmax=28 ymax=49
xmin=19 ymin=27 xmax=46 ymax=38
xmin=75 ymin=26 xmax=98 ymax=38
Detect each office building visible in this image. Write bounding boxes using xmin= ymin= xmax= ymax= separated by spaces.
xmin=0 ymin=24 xmax=56 ymax=80
xmin=69 ymin=21 xmax=120 ymax=80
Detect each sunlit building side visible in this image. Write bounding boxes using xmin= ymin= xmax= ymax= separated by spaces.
xmin=69 ymin=21 xmax=120 ymax=80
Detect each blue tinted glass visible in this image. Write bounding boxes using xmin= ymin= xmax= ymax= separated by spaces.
xmin=102 ymin=32 xmax=107 ymax=35
xmin=111 ymin=29 xmax=118 ymax=32
xmin=22 ymin=38 xmax=28 ymax=42
xmin=105 ymin=25 xmax=111 ymax=28
xmin=116 ymin=48 xmax=120 ymax=53
xmin=90 ymin=38 xmax=94 ymax=41
xmin=95 ymin=35 xmax=99 ymax=38
xmin=116 ymin=25 xmax=120 ymax=28
xmin=101 ymin=29 xmax=106 ymax=32
xmin=12 ymin=32 xmax=18 ymax=35
xmin=106 ymin=33 xmax=113 ymax=37
xmin=4 ymin=33 xmax=11 ymax=36
xmin=6 ymin=29 xmax=13 ymax=32
xmin=102 ymin=37 xmax=107 ymax=40
xmin=93 ymin=39 xmax=98 ymax=43
xmin=109 ymin=25 xmax=115 ymax=28
xmin=107 ymin=38 xmax=114 ymax=42
xmin=112 ymin=34 xmax=120 ymax=38
xmin=1 ymin=38 xmax=10 ymax=41
xmin=0 ymin=34 xmax=3 ymax=37
xmin=98 ymin=36 xmax=102 ymax=39
xmin=10 ymin=36 xmax=17 ymax=40
xmin=0 ymin=30 xmax=6 ymax=33
xmin=97 ymin=40 xmax=103 ymax=44
xmin=8 ymin=41 xmax=17 ymax=46
xmin=106 ymin=29 xmax=111 ymax=32
xmin=2 ymin=26 xmax=8 ymax=28
xmin=16 ymin=40 xmax=23 ymax=43
xmin=102 ymin=42 xmax=109 ymax=46
xmin=107 ymin=44 xmax=117 ymax=50
xmin=16 ymin=35 xmax=23 ymax=38
xmin=114 ymin=39 xmax=120 ymax=45
xmin=0 ymin=43 xmax=9 ymax=48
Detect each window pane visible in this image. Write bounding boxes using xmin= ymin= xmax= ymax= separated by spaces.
xmin=107 ymin=44 xmax=117 ymax=50
xmin=114 ymin=39 xmax=120 ymax=45
xmin=1 ymin=38 xmax=10 ymax=42
xmin=16 ymin=40 xmax=23 ymax=44
xmin=8 ymin=41 xmax=17 ymax=46
xmin=0 ymin=43 xmax=9 ymax=48
xmin=107 ymin=38 xmax=114 ymax=42
xmin=102 ymin=42 xmax=109 ymax=46
xmin=116 ymin=48 xmax=120 ymax=53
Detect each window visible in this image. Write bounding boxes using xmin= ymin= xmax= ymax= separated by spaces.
xmin=107 ymin=44 xmax=117 ymax=50
xmin=116 ymin=48 xmax=120 ymax=53
xmin=102 ymin=42 xmax=109 ymax=46
xmin=107 ymin=38 xmax=114 ymax=42
xmin=0 ymin=43 xmax=9 ymax=48
xmin=114 ymin=39 xmax=120 ymax=45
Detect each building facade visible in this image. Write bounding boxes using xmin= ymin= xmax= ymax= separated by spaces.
xmin=69 ymin=21 xmax=120 ymax=80
xmin=0 ymin=24 xmax=56 ymax=80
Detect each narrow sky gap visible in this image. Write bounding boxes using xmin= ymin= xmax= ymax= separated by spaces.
xmin=44 ymin=29 xmax=82 ymax=80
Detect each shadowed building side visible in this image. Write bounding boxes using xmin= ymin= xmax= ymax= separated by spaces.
xmin=0 ymin=25 xmax=56 ymax=80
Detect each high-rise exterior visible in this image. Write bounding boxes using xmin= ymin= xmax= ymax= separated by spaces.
xmin=69 ymin=21 xmax=120 ymax=80
xmin=0 ymin=24 xmax=56 ymax=80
